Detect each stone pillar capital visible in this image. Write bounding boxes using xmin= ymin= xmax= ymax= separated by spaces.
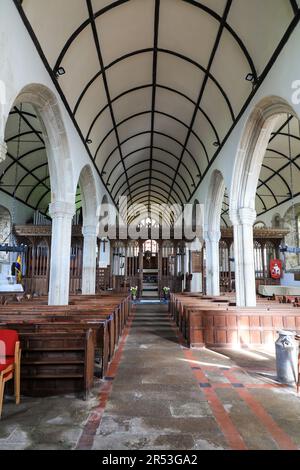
xmin=229 ymin=207 xmax=256 ymax=226
xmin=49 ymin=201 xmax=76 ymax=219
xmin=82 ymin=225 xmax=98 ymax=238
xmin=0 ymin=141 xmax=7 ymax=163
xmin=238 ymin=207 xmax=256 ymax=226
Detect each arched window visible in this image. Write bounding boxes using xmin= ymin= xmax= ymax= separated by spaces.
xmin=143 ymin=240 xmax=158 ymax=254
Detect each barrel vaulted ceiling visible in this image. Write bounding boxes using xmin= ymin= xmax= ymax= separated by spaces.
xmin=2 ymin=0 xmax=300 ymax=221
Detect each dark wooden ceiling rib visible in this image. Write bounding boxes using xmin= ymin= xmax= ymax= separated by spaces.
xmin=107 ymin=146 xmax=196 ymax=190
xmin=81 ymin=48 xmax=234 ymax=132
xmin=2 ymin=146 xmax=46 ymax=172
xmin=120 ymin=191 xmax=180 ymax=215
xmin=122 ymin=184 xmax=181 ymax=206
xmin=13 ymin=0 xmax=119 ymax=213
xmin=0 ymin=186 xmax=45 ymax=214
xmin=6 ymin=130 xmax=43 ymax=143
xmin=260 ymin=164 xmax=292 ymax=196
xmin=86 ymin=0 xmax=132 ymax=204
xmin=95 ymin=110 xmax=209 ymax=167
xmin=275 ymin=131 xmax=300 ymax=142
xmin=166 ymin=0 xmax=233 ymax=204
xmin=290 ymin=0 xmax=299 ymax=15
xmin=113 ymin=169 xmax=187 ymax=204
xmin=148 ymin=0 xmax=160 ymax=212
xmin=13 ymin=107 xmax=45 ymax=144
xmin=25 ymin=175 xmax=50 ymax=204
xmin=257 ymin=191 xmax=300 ymax=217
xmin=14 ymin=0 xmax=300 ymax=220
xmin=221 ymin=117 xmax=300 ymax=221
xmin=100 ymin=130 xmax=201 ymax=178
xmin=54 ymin=0 xmax=130 ymax=73
xmin=116 ymin=176 xmax=184 ymax=206
xmin=110 ymin=158 xmax=191 ymax=199
xmin=14 ymin=162 xmax=48 ymax=194
xmin=193 ymin=10 xmax=300 ymax=206
xmin=4 ymin=151 xmax=50 ymax=194
xmin=34 ymin=189 xmax=51 ymax=211
xmin=269 ymin=115 xmax=293 ymax=142
xmin=120 ymin=184 xmax=180 ymax=206
xmin=56 ymin=0 xmax=256 ymax=83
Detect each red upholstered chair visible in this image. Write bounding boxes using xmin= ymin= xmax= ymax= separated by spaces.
xmin=0 ymin=330 xmax=21 ymax=418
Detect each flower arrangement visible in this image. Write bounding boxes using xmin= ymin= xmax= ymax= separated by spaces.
xmin=130 ymin=286 xmax=138 ymax=299
xmin=162 ymin=286 xmax=170 ymax=299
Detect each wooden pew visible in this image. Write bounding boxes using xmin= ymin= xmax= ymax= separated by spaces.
xmin=0 ymin=294 xmax=132 ymax=397
xmin=4 ymin=329 xmax=95 ymax=399
xmin=170 ymin=293 xmax=300 ymax=349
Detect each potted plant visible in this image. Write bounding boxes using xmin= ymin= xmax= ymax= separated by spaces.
xmin=130 ymin=286 xmax=138 ymax=300
xmin=162 ymin=286 xmax=170 ymax=300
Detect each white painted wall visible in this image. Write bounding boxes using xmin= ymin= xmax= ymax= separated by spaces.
xmin=0 ymin=192 xmax=34 ymax=224
xmin=0 ymin=0 xmax=115 ymax=219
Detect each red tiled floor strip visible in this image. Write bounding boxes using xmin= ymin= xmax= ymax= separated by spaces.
xmin=76 ymin=306 xmax=136 ymax=450
xmin=223 ymin=369 xmax=298 ymax=450
xmin=170 ymin=313 xmax=299 ymax=450
xmin=169 ymin=319 xmax=247 ymax=450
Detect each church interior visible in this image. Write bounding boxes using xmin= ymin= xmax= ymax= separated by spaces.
xmin=1 ymin=0 xmax=300 ymax=451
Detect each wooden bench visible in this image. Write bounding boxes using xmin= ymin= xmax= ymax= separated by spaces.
xmin=170 ymin=293 xmax=300 ymax=348
xmin=0 ymin=294 xmax=132 ymax=396
xmin=17 ymin=329 xmax=94 ymax=399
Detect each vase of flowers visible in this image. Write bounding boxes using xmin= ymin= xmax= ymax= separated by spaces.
xmin=162 ymin=286 xmax=170 ymax=300
xmin=130 ymin=286 xmax=138 ymax=300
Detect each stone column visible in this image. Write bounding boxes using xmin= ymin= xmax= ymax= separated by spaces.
xmin=97 ymin=238 xmax=101 ymax=267
xmin=181 ymin=247 xmax=185 ymax=291
xmin=138 ymin=240 xmax=143 ymax=298
xmin=184 ymin=244 xmax=189 ymax=291
xmin=124 ymin=241 xmax=128 ymax=283
xmin=205 ymin=230 xmax=221 ymax=296
xmin=172 ymin=241 xmax=178 ymax=278
xmin=158 ymin=240 xmax=163 ymax=296
xmin=82 ymin=225 xmax=97 ymax=295
xmin=231 ymin=207 xmax=256 ymax=307
xmin=48 ymin=201 xmax=75 ymax=305
xmin=109 ymin=240 xmax=114 ymax=288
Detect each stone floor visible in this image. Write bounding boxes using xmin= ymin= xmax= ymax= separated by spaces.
xmin=0 ymin=302 xmax=300 ymax=450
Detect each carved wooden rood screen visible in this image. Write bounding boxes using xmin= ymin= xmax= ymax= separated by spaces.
xmin=218 ymin=227 xmax=289 ymax=293
xmin=14 ymin=225 xmax=84 ymax=295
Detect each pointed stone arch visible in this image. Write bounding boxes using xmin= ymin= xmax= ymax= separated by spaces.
xmin=204 ymin=169 xmax=226 ymax=296
xmin=13 ymin=83 xmax=75 ymax=204
xmin=229 ymin=96 xmax=298 ymax=306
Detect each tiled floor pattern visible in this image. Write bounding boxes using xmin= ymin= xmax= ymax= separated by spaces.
xmin=77 ymin=303 xmax=300 ymax=450
xmin=1 ymin=302 xmax=300 ymax=450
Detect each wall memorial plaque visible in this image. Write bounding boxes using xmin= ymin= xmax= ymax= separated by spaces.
xmin=192 ymin=251 xmax=202 ymax=273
